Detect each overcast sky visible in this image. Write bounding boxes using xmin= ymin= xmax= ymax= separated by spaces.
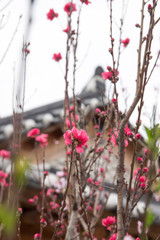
xmin=0 ymin=0 xmax=160 ymax=131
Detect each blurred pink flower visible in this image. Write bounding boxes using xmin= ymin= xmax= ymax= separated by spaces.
xmin=34 ymin=233 xmax=41 ymax=240
xmin=121 ymin=38 xmax=130 ymax=47
xmin=64 ymin=2 xmax=77 ymax=16
xmin=64 ymin=127 xmax=89 ymax=153
xmin=46 ymin=9 xmax=58 ymax=20
xmin=102 ymin=216 xmax=116 ymax=227
xmin=135 ymin=133 xmax=141 ymax=139
xmin=109 ymin=233 xmax=117 ymax=240
xmin=0 ymin=150 xmax=10 ymax=159
xmin=52 ymin=53 xmax=62 ymax=62
xmin=102 ymin=71 xmax=113 ymax=80
xmin=36 ymin=134 xmax=48 ymax=147
xmin=27 ymin=128 xmax=40 ymax=138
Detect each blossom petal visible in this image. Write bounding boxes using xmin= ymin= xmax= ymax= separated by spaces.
xmin=75 ymin=145 xmax=84 ymax=153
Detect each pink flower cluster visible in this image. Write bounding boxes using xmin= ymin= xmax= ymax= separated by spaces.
xmin=34 ymin=233 xmax=40 ymax=240
xmin=0 ymin=150 xmax=10 ymax=159
xmin=111 ymin=129 xmax=128 ymax=148
xmin=121 ymin=38 xmax=130 ymax=47
xmin=0 ymin=171 xmax=8 ymax=187
xmin=46 ymin=9 xmax=58 ymax=21
xmin=102 ymin=216 xmax=116 ymax=228
xmin=125 ymin=127 xmax=133 ymax=137
xmin=64 ymin=127 xmax=89 ymax=153
xmin=27 ymin=128 xmax=48 ymax=148
xmin=102 ymin=66 xmax=119 ymax=82
xmin=52 ymin=53 xmax=62 ymax=62
xmin=64 ymin=2 xmax=77 ymax=16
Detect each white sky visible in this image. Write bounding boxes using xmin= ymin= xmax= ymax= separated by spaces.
xmin=0 ymin=0 xmax=160 ymax=132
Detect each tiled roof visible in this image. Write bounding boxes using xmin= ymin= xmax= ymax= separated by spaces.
xmin=0 ymin=66 xmax=105 ymax=141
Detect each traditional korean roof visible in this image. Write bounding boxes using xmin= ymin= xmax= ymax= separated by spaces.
xmin=0 ymin=66 xmax=105 ymax=142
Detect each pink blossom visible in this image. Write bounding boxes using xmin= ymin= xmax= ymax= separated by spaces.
xmin=101 ymin=71 xmax=113 ymax=80
xmin=56 ymin=231 xmax=63 ymax=237
xmin=44 ymin=171 xmax=48 ymax=176
xmin=0 ymin=150 xmax=10 ymax=159
xmin=125 ymin=139 xmax=128 ymax=147
xmin=143 ymin=167 xmax=148 ymax=173
xmin=148 ymin=4 xmax=152 ymax=10
xmin=64 ymin=2 xmax=77 ymax=16
xmin=67 ymin=149 xmax=71 ymax=155
xmin=101 ymin=111 xmax=106 ymax=115
xmin=63 ymin=130 xmax=72 ymax=145
xmin=102 ymin=216 xmax=116 ymax=227
xmin=36 ymin=134 xmax=48 ymax=147
xmin=112 ymin=98 xmax=117 ymax=103
xmin=66 ymin=118 xmax=75 ymax=128
xmin=135 ymin=133 xmax=141 ymax=139
xmin=95 ymin=108 xmax=101 ymax=113
xmin=127 ymin=131 xmax=133 ymax=137
xmin=28 ymin=198 xmax=34 ymax=204
xmin=87 ymin=178 xmax=93 ymax=183
xmin=109 ymin=233 xmax=117 ymax=240
xmin=125 ymin=127 xmax=133 ymax=137
xmin=63 ymin=25 xmax=71 ymax=33
xmin=100 ymin=167 xmax=104 ymax=173
xmin=94 ymin=181 xmax=100 ymax=186
xmin=51 ymin=203 xmax=60 ymax=210
xmin=63 ymin=127 xmax=89 ymax=153
xmin=40 ymin=218 xmax=47 ymax=227
xmin=80 ymin=0 xmax=91 ymax=4
xmin=88 ymin=206 xmax=93 ymax=211
xmin=46 ymin=9 xmax=58 ymax=21
xmin=144 ymin=148 xmax=149 ymax=154
xmin=96 ymin=132 xmax=101 ymax=137
xmin=111 ymin=131 xmax=117 ymax=146
xmin=27 ymin=128 xmax=40 ymax=138
xmin=94 ymin=125 xmax=99 ymax=129
xmin=139 ymin=175 xmax=146 ymax=182
xmin=121 ymin=38 xmax=130 ymax=47
xmin=70 ymin=106 xmax=74 ymax=111
xmin=75 ymin=115 xmax=79 ymax=121
xmin=137 ymin=157 xmax=143 ymax=163
xmin=33 ymin=195 xmax=38 ymax=201
xmin=111 ymin=129 xmax=129 ymax=147
xmin=46 ymin=188 xmax=54 ymax=196
xmin=34 ymin=233 xmax=41 ymax=240
xmin=18 ymin=208 xmax=23 ymax=214
xmin=140 ymin=182 xmax=147 ymax=188
xmin=52 ymin=53 xmax=62 ymax=62
xmin=96 ymin=148 xmax=100 ymax=153
xmin=96 ymin=204 xmax=102 ymax=211
xmin=56 ymin=171 xmax=64 ymax=177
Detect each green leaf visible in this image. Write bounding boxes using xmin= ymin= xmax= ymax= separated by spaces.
xmin=144 ymin=126 xmax=152 ymax=142
xmin=0 ymin=204 xmax=16 ymax=234
xmin=14 ymin=157 xmax=29 ymax=186
xmin=144 ymin=124 xmax=160 ymax=160
xmin=146 ymin=209 xmax=156 ymax=228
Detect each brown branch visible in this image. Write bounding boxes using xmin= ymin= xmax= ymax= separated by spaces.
xmin=51 ymin=144 xmax=74 ymax=240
